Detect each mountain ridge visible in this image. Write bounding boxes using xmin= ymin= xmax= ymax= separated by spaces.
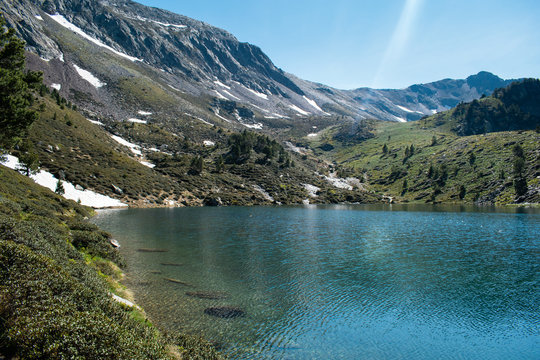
xmin=0 ymin=0 xmax=522 ymax=126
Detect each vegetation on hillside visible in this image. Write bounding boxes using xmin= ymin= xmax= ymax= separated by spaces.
xmin=423 ymin=79 xmax=540 ymax=136
xmin=308 ymin=120 xmax=538 ymax=205
xmin=0 ymin=165 xmax=228 ymax=359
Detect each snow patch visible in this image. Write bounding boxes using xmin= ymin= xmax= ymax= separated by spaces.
xmin=303 ymin=96 xmax=323 ymax=112
xmin=1 ymin=155 xmax=126 ymax=208
xmin=289 ymin=104 xmax=310 ymax=116
xmin=203 ymin=140 xmax=215 ymax=147
xmin=137 ymin=111 xmax=152 ymax=116
xmin=322 ymin=172 xmax=364 ymax=191
xmin=242 ymin=123 xmax=263 ymax=130
xmin=213 ymin=90 xmax=228 ymax=100
xmin=430 ymin=109 xmax=438 ymax=114
xmin=284 ymin=141 xmax=307 ymax=154
xmin=221 ymin=89 xmax=240 ymax=101
xmin=139 ymin=160 xmax=155 ymax=168
xmin=396 ymin=105 xmax=414 ymax=113
xmin=127 ymin=118 xmax=147 ymax=124
xmin=392 ymin=115 xmax=407 ymax=123
xmin=87 ymin=119 xmax=104 ymax=126
xmin=48 ymin=14 xmax=142 ymax=62
xmin=35 ymin=15 xmax=44 ymax=21
xmin=244 ymin=87 xmax=268 ymax=100
xmin=51 ymin=83 xmax=61 ymax=91
xmin=214 ymin=80 xmax=231 ymax=90
xmin=168 ymin=84 xmax=182 ymax=92
xmin=252 ymin=185 xmax=274 ymax=202
xmin=111 ymin=294 xmax=140 ymax=309
xmin=304 ymin=184 xmax=320 ymax=198
xmin=73 ymin=64 xmax=106 ymax=88
xmin=111 ymin=135 xmax=142 ymax=155
xmin=150 ymin=20 xmax=186 ymax=29
xmin=307 ymin=133 xmax=318 ymax=137
xmin=214 ymin=109 xmax=231 ymax=123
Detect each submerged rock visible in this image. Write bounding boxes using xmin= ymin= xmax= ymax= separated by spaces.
xmin=204 ymin=306 xmax=245 ymax=318
xmin=160 ymin=262 xmax=183 ymax=266
xmin=164 ymin=278 xmax=194 ymax=287
xmin=186 ymin=291 xmax=229 ymax=300
xmin=137 ymin=248 xmax=169 ymax=253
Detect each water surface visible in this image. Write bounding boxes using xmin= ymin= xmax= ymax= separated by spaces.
xmin=93 ymin=205 xmax=540 ymax=359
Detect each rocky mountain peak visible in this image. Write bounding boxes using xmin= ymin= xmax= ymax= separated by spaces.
xmin=0 ymin=0 xmax=521 ymax=125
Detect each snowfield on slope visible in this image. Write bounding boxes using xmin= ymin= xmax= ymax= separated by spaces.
xmin=1 ymin=155 xmax=126 ymax=208
xmin=73 ymin=64 xmax=106 ymax=88
xmin=111 ymin=135 xmax=142 ymax=155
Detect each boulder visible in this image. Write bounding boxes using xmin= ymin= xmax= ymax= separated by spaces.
xmin=204 ymin=306 xmax=245 ymax=318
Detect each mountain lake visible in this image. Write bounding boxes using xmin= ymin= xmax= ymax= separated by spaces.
xmin=92 ymin=204 xmax=539 ymax=359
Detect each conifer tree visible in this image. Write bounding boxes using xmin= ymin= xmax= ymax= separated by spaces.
xmin=0 ymin=17 xmax=42 ymax=150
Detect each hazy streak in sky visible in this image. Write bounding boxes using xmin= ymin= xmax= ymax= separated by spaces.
xmin=372 ymin=0 xmax=424 ymax=88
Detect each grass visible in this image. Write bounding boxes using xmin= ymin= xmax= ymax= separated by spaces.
xmin=306 ymin=120 xmax=539 ymax=205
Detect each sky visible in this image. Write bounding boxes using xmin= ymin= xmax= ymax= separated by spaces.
xmin=136 ymin=0 xmax=540 ymax=90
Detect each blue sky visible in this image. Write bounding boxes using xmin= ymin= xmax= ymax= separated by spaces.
xmin=136 ymin=0 xmax=540 ymax=90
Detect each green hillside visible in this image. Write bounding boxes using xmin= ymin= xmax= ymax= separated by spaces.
xmin=305 ymin=82 xmax=540 ymax=205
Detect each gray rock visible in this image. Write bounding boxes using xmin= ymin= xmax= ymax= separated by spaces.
xmin=204 ymin=306 xmax=244 ymax=318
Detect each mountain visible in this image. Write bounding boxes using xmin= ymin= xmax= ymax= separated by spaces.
xmin=304 ymin=80 xmax=540 ymax=205
xmin=0 ymin=0 xmax=518 ymax=128
xmin=1 ymin=0 xmax=536 ymax=208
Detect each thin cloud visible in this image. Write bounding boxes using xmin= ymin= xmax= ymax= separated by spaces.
xmin=372 ymin=0 xmax=424 ymax=88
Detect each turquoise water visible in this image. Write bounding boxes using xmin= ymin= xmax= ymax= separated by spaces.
xmin=93 ymin=205 xmax=540 ymax=359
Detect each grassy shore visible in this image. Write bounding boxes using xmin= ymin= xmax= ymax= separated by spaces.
xmin=0 ymin=164 xmax=224 ymax=359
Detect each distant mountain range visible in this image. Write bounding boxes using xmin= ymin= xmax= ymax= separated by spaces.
xmin=0 ymin=0 xmax=521 ymax=128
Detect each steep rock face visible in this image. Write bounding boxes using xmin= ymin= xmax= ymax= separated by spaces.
xmin=0 ymin=0 xmax=520 ymax=125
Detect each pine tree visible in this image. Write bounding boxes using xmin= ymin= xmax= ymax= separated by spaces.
xmin=188 ymin=156 xmax=203 ymax=175
xmin=0 ymin=16 xmax=42 ymax=150
xmin=512 ymin=144 xmax=527 ymax=198
xmin=382 ymin=143 xmax=388 ymax=154
xmin=401 ymin=179 xmax=408 ymax=195
xmin=55 ymin=179 xmax=65 ymax=195
xmin=214 ymin=155 xmax=224 ymax=173
xmin=468 ymin=152 xmax=476 ymax=166
xmin=459 ymin=185 xmax=466 ymax=200
xmin=18 ymin=151 xmax=39 ymax=176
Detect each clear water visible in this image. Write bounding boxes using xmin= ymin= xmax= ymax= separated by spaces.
xmin=93 ymin=204 xmax=540 ymax=359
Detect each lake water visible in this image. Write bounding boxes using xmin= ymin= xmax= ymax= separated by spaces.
xmin=93 ymin=205 xmax=540 ymax=359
